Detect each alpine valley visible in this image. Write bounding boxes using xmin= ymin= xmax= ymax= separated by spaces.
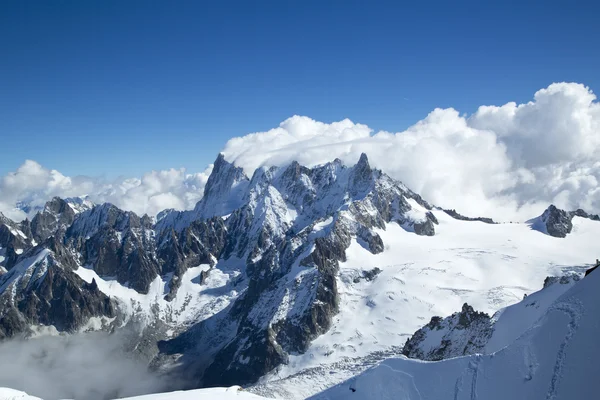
xmin=1 ymin=154 xmax=599 ymax=400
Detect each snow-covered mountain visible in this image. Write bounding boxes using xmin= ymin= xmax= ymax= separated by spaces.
xmin=0 ymin=153 xmax=599 ymax=399
xmin=309 ymin=265 xmax=600 ymax=400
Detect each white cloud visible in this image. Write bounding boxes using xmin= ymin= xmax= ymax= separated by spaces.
xmin=0 ymin=331 xmax=173 ymax=399
xmin=1 ymin=82 xmax=599 ymax=222
xmin=0 ymin=161 xmax=212 ymax=221
xmin=222 ymin=83 xmax=600 ymax=220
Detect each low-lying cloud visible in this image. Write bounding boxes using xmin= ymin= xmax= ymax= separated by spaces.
xmin=0 ymin=331 xmax=171 ymax=400
xmin=1 ymin=82 xmax=599 ymax=221
xmin=0 ymin=163 xmax=212 ymax=221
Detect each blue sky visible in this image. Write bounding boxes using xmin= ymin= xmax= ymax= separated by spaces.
xmin=1 ymin=0 xmax=598 ymax=177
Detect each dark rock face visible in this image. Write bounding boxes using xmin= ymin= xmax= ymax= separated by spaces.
xmin=402 ymin=303 xmax=492 ymax=361
xmin=542 ymin=205 xmax=573 ymax=238
xmin=413 ymin=218 xmax=436 ymax=236
xmin=571 ymin=209 xmax=600 ymax=221
xmin=353 ymin=267 xmax=382 ymax=283
xmin=0 ymin=247 xmax=116 ymax=339
xmin=68 ymin=203 xmax=160 ymax=294
xmin=532 ymin=205 xmax=600 ymax=238
xmin=0 ymin=213 xmax=32 ymax=271
xmin=159 ymin=217 xmax=227 ymax=300
xmin=543 ymin=273 xmax=581 ymax=288
xmin=30 ymin=197 xmax=77 ymax=242
xmin=357 ymin=227 xmax=384 ymax=254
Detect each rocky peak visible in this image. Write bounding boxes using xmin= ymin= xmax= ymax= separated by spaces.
xmin=30 ymin=197 xmax=77 ymax=242
xmin=529 ymin=204 xmax=600 ymax=238
xmin=156 ymin=155 xmax=251 ymax=233
xmin=349 ymin=153 xmax=374 ymax=197
xmin=67 ymin=203 xmax=140 ymax=239
xmin=403 ymin=302 xmax=492 ymax=361
xmin=543 ymin=273 xmax=581 ymax=288
xmin=280 ymin=160 xmax=310 ymax=182
xmin=196 ymin=153 xmax=250 ymax=217
xmin=542 ymin=205 xmax=572 ymax=238
xmin=43 ymin=197 xmax=71 ymax=215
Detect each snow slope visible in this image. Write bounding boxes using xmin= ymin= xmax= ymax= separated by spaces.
xmin=0 ymin=389 xmax=42 ymax=400
xmin=74 ymin=261 xmax=242 ymax=332
xmin=253 ymin=213 xmax=599 ymax=397
xmin=118 ymin=386 xmax=265 ymax=400
xmin=310 ymin=268 xmax=600 ymax=400
xmin=0 ymin=387 xmax=263 ymax=400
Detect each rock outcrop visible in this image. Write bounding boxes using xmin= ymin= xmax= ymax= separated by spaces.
xmin=529 ymin=205 xmax=600 ymax=238
xmin=402 ymin=303 xmax=492 ymax=361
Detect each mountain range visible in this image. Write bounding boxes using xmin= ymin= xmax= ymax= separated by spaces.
xmin=0 ymin=153 xmax=599 ymax=399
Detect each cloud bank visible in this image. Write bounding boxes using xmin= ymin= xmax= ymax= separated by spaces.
xmin=223 ymin=82 xmax=600 ymax=220
xmin=0 ymin=331 xmax=171 ymax=400
xmin=0 ymin=162 xmax=212 ymax=221
xmin=1 ymin=82 xmax=599 ymax=221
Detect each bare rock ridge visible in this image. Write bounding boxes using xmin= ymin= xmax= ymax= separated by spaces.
xmin=441 ymin=208 xmax=496 ymax=224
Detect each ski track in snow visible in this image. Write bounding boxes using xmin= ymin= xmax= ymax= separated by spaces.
xmin=545 ymin=299 xmax=583 ymax=400
xmin=469 ymin=355 xmax=481 ymax=400
xmin=523 ymin=342 xmax=538 ymax=382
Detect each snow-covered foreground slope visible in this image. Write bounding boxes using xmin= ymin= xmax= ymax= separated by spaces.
xmin=117 ymin=386 xmax=265 ymax=400
xmin=252 ymin=212 xmax=599 ymax=397
xmin=310 ymin=268 xmax=600 ymax=400
xmin=0 ymin=387 xmax=264 ymax=400
xmin=0 ymin=389 xmax=41 ymax=400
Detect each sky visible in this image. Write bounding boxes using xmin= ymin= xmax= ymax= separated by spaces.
xmin=2 ymin=1 xmax=599 ymax=177
xmin=1 ymin=1 xmax=599 ymax=221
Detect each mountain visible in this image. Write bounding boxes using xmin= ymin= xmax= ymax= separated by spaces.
xmin=528 ymin=204 xmax=600 ymax=238
xmin=0 ymin=153 xmax=599 ymax=399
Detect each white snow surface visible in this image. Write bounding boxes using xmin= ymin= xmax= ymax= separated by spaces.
xmin=74 ymin=261 xmax=241 ymax=330
xmin=0 ymin=387 xmax=264 ymax=400
xmin=117 ymin=387 xmax=265 ymax=400
xmin=310 ymin=265 xmax=600 ymax=400
xmin=257 ymin=212 xmax=599 ymax=395
xmin=0 ymin=388 xmax=42 ymax=400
